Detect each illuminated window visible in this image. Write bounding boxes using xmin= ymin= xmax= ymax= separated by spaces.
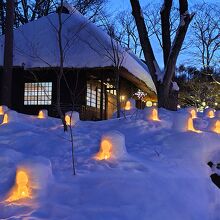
xmin=106 ymin=83 xmax=116 ymax=95
xmin=86 ymin=83 xmax=105 ymax=109
xmin=24 ymin=82 xmax=52 ymax=105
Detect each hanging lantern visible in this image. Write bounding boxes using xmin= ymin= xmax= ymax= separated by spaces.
xmin=186 ymin=107 xmax=197 ymax=119
xmin=173 ymin=112 xmax=201 ymax=133
xmin=65 ymin=111 xmax=80 ymax=126
xmin=144 ymin=107 xmax=160 ymax=121
xmin=6 ymin=169 xmax=32 ymax=202
xmin=203 ymin=108 xmax=215 ymax=118
xmin=95 ymin=131 xmax=127 ymax=160
xmin=38 ymin=109 xmax=48 ymax=119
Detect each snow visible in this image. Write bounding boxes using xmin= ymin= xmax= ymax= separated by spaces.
xmin=0 ymin=108 xmax=220 ymax=219
xmin=65 ymin=111 xmax=80 ymax=126
xmin=0 ymin=11 xmax=156 ymax=92
xmin=172 ymin=81 xmax=180 ymax=91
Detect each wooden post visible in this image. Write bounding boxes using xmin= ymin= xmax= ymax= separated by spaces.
xmin=100 ymin=75 xmax=104 ymax=120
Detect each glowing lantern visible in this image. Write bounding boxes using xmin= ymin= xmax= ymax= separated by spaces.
xmin=186 ymin=107 xmax=197 ymax=119
xmin=173 ymin=112 xmax=201 ymax=133
xmin=38 ymin=109 xmax=48 ymax=119
xmin=124 ymin=99 xmax=136 ymax=111
xmin=6 ymin=170 xmax=31 ymax=202
xmin=95 ymin=131 xmax=127 ymax=160
xmin=125 ymin=100 xmax=131 ymax=110
xmin=208 ymin=119 xmax=220 ymax=134
xmin=144 ymin=107 xmax=160 ymax=121
xmin=65 ymin=111 xmax=80 ymax=126
xmin=0 ymin=105 xmax=8 ymax=115
xmin=2 ymin=113 xmax=8 ymax=124
xmin=146 ymin=101 xmax=153 ymax=107
xmin=204 ymin=108 xmax=215 ymax=118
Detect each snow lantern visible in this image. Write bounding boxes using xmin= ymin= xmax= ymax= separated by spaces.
xmin=38 ymin=109 xmax=48 ymax=119
xmin=203 ymin=108 xmax=215 ymax=118
xmin=0 ymin=105 xmax=8 ymax=115
xmin=186 ymin=107 xmax=197 ymax=119
xmin=5 ymin=169 xmax=32 ymax=202
xmin=172 ymin=112 xmax=201 ymax=133
xmin=144 ymin=107 xmax=160 ymax=121
xmin=5 ymin=158 xmax=53 ymax=203
xmin=208 ymin=118 xmax=220 ymax=134
xmin=124 ymin=99 xmax=136 ymax=111
xmin=95 ymin=131 xmax=127 ymax=160
xmin=1 ymin=110 xmax=17 ymax=124
xmin=65 ymin=111 xmax=80 ymax=126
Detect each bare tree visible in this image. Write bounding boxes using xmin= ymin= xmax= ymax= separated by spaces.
xmin=130 ymin=0 xmax=195 ymax=110
xmin=190 ymin=3 xmax=220 ymax=83
xmin=0 ymin=0 xmax=15 ymax=107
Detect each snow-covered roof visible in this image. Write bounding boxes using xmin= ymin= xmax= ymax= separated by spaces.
xmin=0 ymin=10 xmax=156 ymax=92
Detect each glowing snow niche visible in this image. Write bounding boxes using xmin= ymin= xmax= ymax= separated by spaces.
xmin=38 ymin=109 xmax=48 ymax=119
xmin=1 ymin=110 xmax=17 ymax=124
xmin=6 ymin=169 xmax=31 ymax=202
xmin=0 ymin=105 xmax=8 ymax=115
xmin=65 ymin=111 xmax=79 ymax=126
xmin=95 ymin=131 xmax=127 ymax=160
xmin=186 ymin=107 xmax=197 ymax=119
xmin=124 ymin=99 xmax=136 ymax=111
xmin=209 ymin=119 xmax=220 ymax=134
xmin=144 ymin=107 xmax=160 ymax=121
xmin=204 ymin=108 xmax=215 ymax=118
xmin=173 ymin=112 xmax=201 ymax=133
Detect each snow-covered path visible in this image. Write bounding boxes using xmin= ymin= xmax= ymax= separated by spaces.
xmin=0 ymin=109 xmax=219 ymax=220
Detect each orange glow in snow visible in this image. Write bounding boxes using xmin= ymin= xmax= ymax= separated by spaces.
xmin=2 ymin=114 xmax=8 ymax=124
xmin=38 ymin=111 xmax=44 ymax=119
xmin=151 ymin=108 xmax=160 ymax=121
xmin=65 ymin=115 xmax=71 ymax=126
xmin=124 ymin=101 xmax=131 ymax=110
xmin=0 ymin=106 xmax=4 ymax=115
xmin=187 ymin=118 xmax=202 ymax=133
xmin=208 ymin=110 xmax=215 ymax=118
xmin=190 ymin=109 xmax=197 ymax=119
xmin=213 ymin=120 xmax=220 ymax=134
xmin=6 ymin=170 xmax=31 ymax=202
xmin=95 ymin=140 xmax=112 ymax=160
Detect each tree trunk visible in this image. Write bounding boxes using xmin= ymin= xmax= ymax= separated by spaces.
xmin=0 ymin=0 xmax=5 ymax=34
xmin=0 ymin=0 xmax=14 ymax=107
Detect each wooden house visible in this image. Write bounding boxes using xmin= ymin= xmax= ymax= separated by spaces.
xmin=0 ymin=7 xmax=156 ymax=120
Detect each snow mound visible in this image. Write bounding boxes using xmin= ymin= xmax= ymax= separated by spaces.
xmin=65 ymin=111 xmax=80 ymax=126
xmin=144 ymin=106 xmax=160 ymax=121
xmin=203 ymin=108 xmax=215 ymax=118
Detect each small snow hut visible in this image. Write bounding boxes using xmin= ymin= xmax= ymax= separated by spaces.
xmin=0 ymin=6 xmax=156 ymax=120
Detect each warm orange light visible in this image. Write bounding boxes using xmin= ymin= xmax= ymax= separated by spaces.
xmin=208 ymin=110 xmax=215 ymax=118
xmin=151 ymin=108 xmax=159 ymax=121
xmin=2 ymin=114 xmax=8 ymax=124
xmin=65 ymin=115 xmax=71 ymax=126
xmin=213 ymin=120 xmax=220 ymax=134
xmin=6 ymin=170 xmax=31 ymax=202
xmin=187 ymin=118 xmax=202 ymax=133
xmin=95 ymin=140 xmax=112 ymax=160
xmin=0 ymin=106 xmax=4 ymax=115
xmin=125 ymin=101 xmax=131 ymax=110
xmin=190 ymin=109 xmax=197 ymax=119
xmin=38 ymin=111 xmax=44 ymax=119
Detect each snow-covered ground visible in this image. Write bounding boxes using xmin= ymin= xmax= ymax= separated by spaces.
xmin=0 ymin=109 xmax=220 ymax=220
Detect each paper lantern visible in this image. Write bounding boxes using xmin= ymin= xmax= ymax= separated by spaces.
xmin=95 ymin=131 xmax=127 ymax=160
xmin=6 ymin=169 xmax=32 ymax=202
xmin=173 ymin=112 xmax=201 ymax=133
xmin=65 ymin=111 xmax=80 ymax=126
xmin=124 ymin=99 xmax=136 ymax=111
xmin=186 ymin=107 xmax=197 ymax=119
xmin=208 ymin=118 xmax=220 ymax=134
xmin=144 ymin=107 xmax=160 ymax=121
xmin=38 ymin=109 xmax=48 ymax=119
xmin=203 ymin=108 xmax=215 ymax=118
xmin=0 ymin=105 xmax=8 ymax=115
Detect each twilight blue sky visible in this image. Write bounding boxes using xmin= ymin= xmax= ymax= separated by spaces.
xmin=106 ymin=0 xmax=220 ymax=68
